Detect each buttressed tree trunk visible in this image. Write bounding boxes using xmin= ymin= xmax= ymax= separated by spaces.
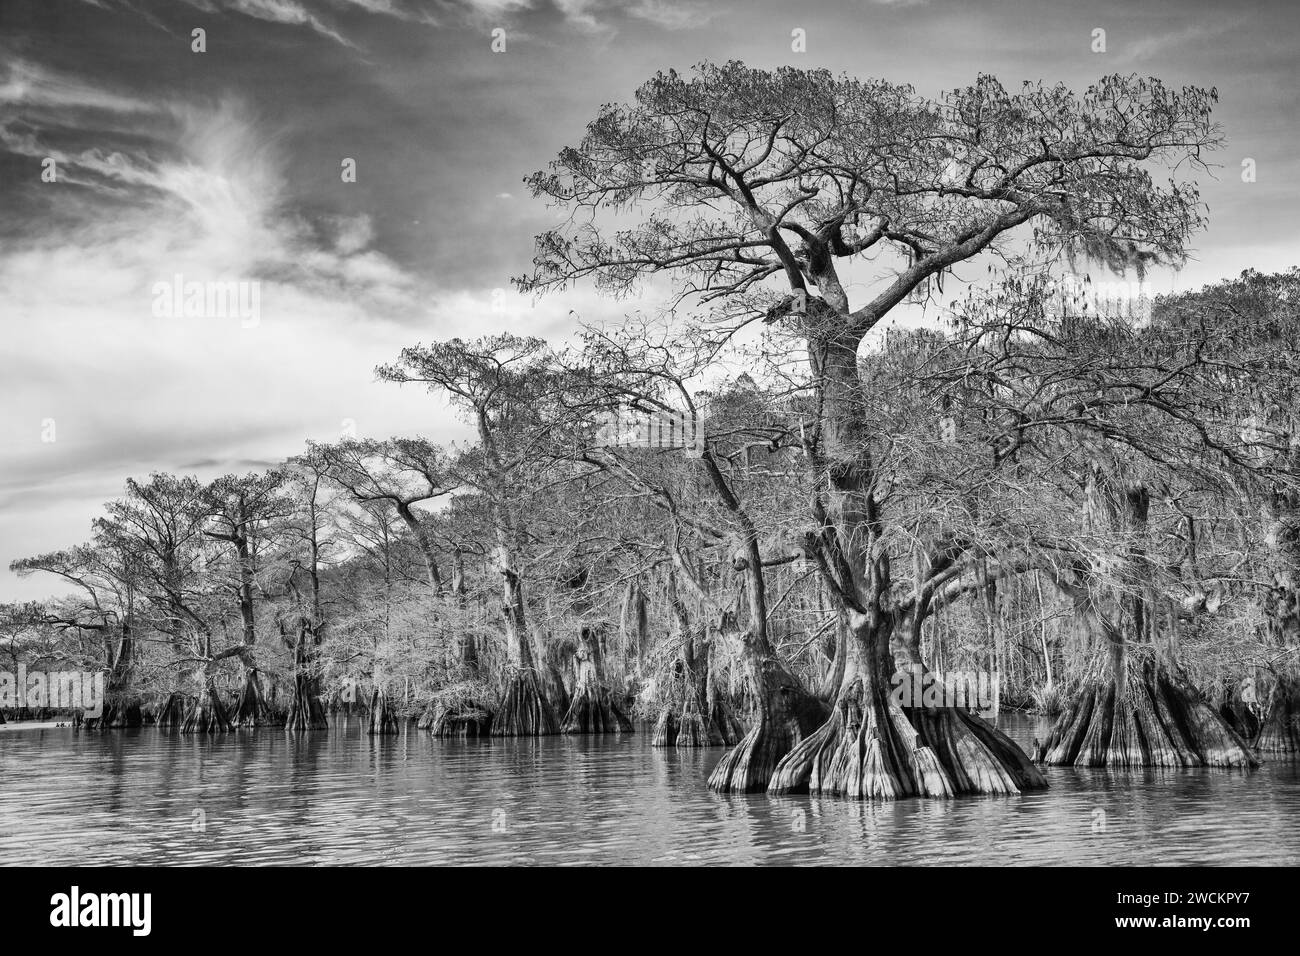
xmin=285 ymin=618 xmax=328 ymax=732
xmin=1256 ymin=482 xmax=1300 ymax=751
xmin=534 ymin=624 xmax=573 ymax=717
xmin=674 ymin=619 xmax=723 ymax=747
xmin=769 ymin=313 xmax=1045 ymax=799
xmin=232 ymin=662 xmax=272 ymax=728
xmin=206 ymin=500 xmax=273 ymax=729
xmin=181 ymin=663 xmax=232 ymax=734
xmin=706 ymin=545 xmax=828 ymax=793
xmin=422 ymin=550 xmax=494 ymax=737
xmin=1033 ymin=472 xmax=1257 ymax=768
xmin=561 ymin=626 xmax=632 ymax=734
xmin=98 ymin=621 xmax=142 ymax=729
xmin=652 ymin=571 xmax=688 ymax=747
xmin=424 ymin=695 xmax=493 ymax=737
xmin=367 ymin=686 xmax=398 ymax=735
xmin=491 ymin=564 xmax=559 ymax=736
xmin=654 ymin=570 xmax=726 ymax=748
xmin=155 ymin=691 xmax=186 ymax=728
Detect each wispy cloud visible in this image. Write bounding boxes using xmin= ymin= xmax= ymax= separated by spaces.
xmin=0 ymin=59 xmax=154 ymax=114
xmin=227 ymin=0 xmax=358 ymax=47
xmin=1123 ymin=23 xmax=1233 ymax=61
xmin=627 ymin=0 xmax=718 ymax=31
xmin=444 ymin=0 xmax=704 ymax=34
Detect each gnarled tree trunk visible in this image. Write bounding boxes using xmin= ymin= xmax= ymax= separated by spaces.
xmin=685 ymin=446 xmax=826 ymax=792
xmin=1256 ymin=677 xmax=1300 ymax=751
xmin=773 ymin=315 xmax=1043 ymax=798
xmin=1256 ymin=483 xmax=1300 ymax=751
xmin=285 ymin=619 xmax=328 ymax=732
xmin=709 ymin=636 xmax=826 ymax=792
xmin=96 ymin=621 xmax=142 ymax=729
xmin=675 ymin=622 xmax=725 ymax=748
xmin=562 ymin=626 xmax=632 ymax=734
xmin=1035 ymin=474 xmax=1256 ymax=768
xmin=620 ymin=578 xmax=650 ymax=678
xmin=155 ymin=691 xmax=186 ymax=728
xmin=492 ymin=571 xmax=559 ymax=736
xmin=651 ymin=569 xmax=726 ymax=747
xmin=367 ymin=686 xmax=398 ymax=735
xmin=423 ymin=696 xmax=493 ymax=736
xmin=232 ymin=666 xmax=273 ymax=727
xmin=771 ymin=606 xmax=1045 ymax=798
xmin=181 ymin=670 xmax=232 ymax=734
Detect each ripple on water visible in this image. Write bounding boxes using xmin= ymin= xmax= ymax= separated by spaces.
xmin=0 ymin=715 xmax=1297 ymax=865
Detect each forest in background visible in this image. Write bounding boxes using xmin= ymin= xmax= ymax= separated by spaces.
xmin=4 ymin=64 xmax=1298 ymax=801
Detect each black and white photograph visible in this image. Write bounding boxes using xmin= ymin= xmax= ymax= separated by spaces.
xmin=0 ymin=0 xmax=1295 ymax=921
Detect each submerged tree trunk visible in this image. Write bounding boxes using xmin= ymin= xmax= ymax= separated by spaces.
xmin=533 ymin=625 xmax=572 ymax=717
xmin=562 ymin=626 xmax=632 ymax=734
xmin=676 ymin=620 xmax=725 ymax=748
xmin=99 ymin=696 xmax=143 ymax=730
xmin=181 ymin=673 xmax=233 ymax=734
xmin=772 ymin=316 xmax=1042 ymax=798
xmin=423 ymin=696 xmax=493 ymax=737
xmin=1256 ymin=677 xmax=1300 ymax=751
xmin=96 ymin=622 xmax=142 ymax=729
xmin=1035 ymin=475 xmax=1257 ymax=768
xmin=771 ymin=606 xmax=1046 ymax=798
xmin=367 ymin=687 xmax=398 ymax=735
xmin=491 ymin=569 xmax=559 ymax=736
xmin=705 ymin=559 xmax=828 ymax=791
xmin=1217 ymin=677 xmax=1263 ymax=742
xmin=709 ymin=637 xmax=826 ymax=792
xmin=232 ymin=666 xmax=273 ymax=727
xmin=155 ymin=691 xmax=186 ymax=729
xmin=1256 ymin=483 xmax=1300 ymax=751
xmin=285 ymin=622 xmax=328 ymax=732
xmin=286 ymin=670 xmax=328 ymax=732
xmin=706 ymin=635 xmax=746 ymax=746
xmin=1034 ymin=664 xmax=1256 ymax=767
xmin=652 ymin=567 xmax=728 ymax=747
xmin=684 ymin=446 xmax=825 ymax=792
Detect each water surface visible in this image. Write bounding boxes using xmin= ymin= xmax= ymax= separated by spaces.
xmin=1 ymin=714 xmax=1296 ymax=865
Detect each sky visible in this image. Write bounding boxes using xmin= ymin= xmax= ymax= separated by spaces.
xmin=1 ymin=0 xmax=1298 ymax=601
